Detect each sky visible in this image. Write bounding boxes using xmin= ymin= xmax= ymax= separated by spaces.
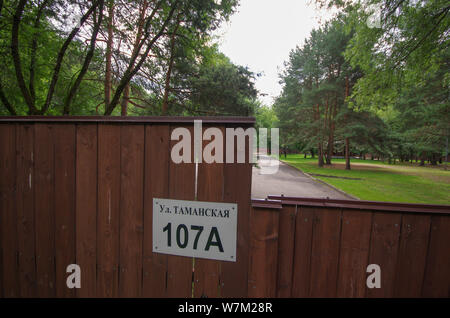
xmin=214 ymin=0 xmax=335 ymax=106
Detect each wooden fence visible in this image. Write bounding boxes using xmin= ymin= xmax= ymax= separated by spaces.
xmin=250 ymin=196 xmax=450 ymax=298
xmin=0 ymin=116 xmax=253 ymax=298
xmin=1 ymin=117 xmax=449 ymax=298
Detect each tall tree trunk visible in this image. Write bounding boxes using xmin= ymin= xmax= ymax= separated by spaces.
xmin=121 ymin=84 xmax=129 ymax=116
xmin=161 ymin=17 xmax=180 ymax=115
xmin=11 ymin=0 xmax=36 ymax=113
xmin=315 ymin=102 xmax=324 ymax=167
xmin=43 ymin=0 xmax=101 ymax=114
xmin=326 ymin=64 xmax=341 ymax=165
xmin=344 ymin=75 xmax=351 ymax=170
xmin=345 ymin=137 xmax=351 ymax=170
xmin=120 ymin=0 xmax=148 ymax=116
xmin=326 ymin=94 xmax=338 ymax=165
xmin=326 ymin=131 xmax=333 ymax=164
xmin=446 ymin=136 xmax=448 ymax=163
xmin=63 ymin=1 xmax=105 ymax=114
xmin=430 ymin=154 xmax=437 ymax=165
xmin=104 ymin=0 xmax=114 ymax=112
xmin=1 ymin=1 xmax=15 ymax=114
xmin=0 ymin=83 xmax=16 ymax=115
xmin=324 ymin=96 xmax=330 ymax=164
xmin=318 ymin=143 xmax=324 ymax=167
xmin=105 ymin=1 xmax=177 ymax=115
xmin=28 ymin=0 xmax=50 ymax=106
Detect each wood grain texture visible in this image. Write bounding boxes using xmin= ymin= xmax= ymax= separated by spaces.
xmin=248 ymin=207 xmax=280 ymax=298
xmin=394 ymin=214 xmax=431 ymax=297
xmin=143 ymin=124 xmax=170 ymax=297
xmin=97 ymin=124 xmax=120 ymax=297
xmin=366 ymin=212 xmax=402 ymax=297
xmin=221 ymin=125 xmax=252 ymax=297
xmin=34 ymin=124 xmax=55 ymax=297
xmin=309 ymin=208 xmax=342 ymax=298
xmin=276 ymin=205 xmax=297 ymax=298
xmin=291 ymin=207 xmax=315 ymax=297
xmin=15 ymin=124 xmax=36 ymax=297
xmin=53 ymin=124 xmax=76 ymax=298
xmin=336 ymin=210 xmax=372 ymax=297
xmin=165 ymin=124 xmax=195 ymax=298
xmin=421 ymin=215 xmax=450 ymax=297
xmin=194 ymin=125 xmax=224 ymax=298
xmin=119 ymin=125 xmax=145 ymax=297
xmin=0 ymin=124 xmax=19 ymax=297
xmin=75 ymin=124 xmax=98 ymax=297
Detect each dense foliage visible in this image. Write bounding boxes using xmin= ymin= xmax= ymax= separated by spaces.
xmin=274 ymin=0 xmax=449 ymax=167
xmin=0 ymin=0 xmax=259 ymax=116
xmin=1 ymin=0 xmax=448 ymax=168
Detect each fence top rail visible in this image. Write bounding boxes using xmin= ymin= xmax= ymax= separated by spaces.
xmin=251 ymin=199 xmax=283 ymax=209
xmin=0 ymin=115 xmax=255 ymax=125
xmin=266 ymin=195 xmax=450 ymax=215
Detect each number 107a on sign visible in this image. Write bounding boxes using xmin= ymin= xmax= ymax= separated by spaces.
xmin=152 ymin=198 xmax=238 ymax=262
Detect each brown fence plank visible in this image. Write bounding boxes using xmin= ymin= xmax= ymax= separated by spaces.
xmin=143 ymin=124 xmax=170 ymax=297
xmin=119 ymin=125 xmax=145 ymax=297
xmin=309 ymin=207 xmax=342 ymax=297
xmin=0 ymin=124 xmax=19 ymax=297
xmin=394 ymin=214 xmax=431 ymax=297
xmin=75 ymin=124 xmax=98 ymax=297
xmin=248 ymin=207 xmax=280 ymax=297
xmin=15 ymin=124 xmax=36 ymax=297
xmin=276 ymin=205 xmax=297 ymax=298
xmin=53 ymin=124 xmax=76 ymax=297
xmin=336 ymin=210 xmax=372 ymax=297
xmin=366 ymin=212 xmax=402 ymax=297
xmin=221 ymin=125 xmax=252 ymax=298
xmin=97 ymin=124 xmax=121 ymax=297
xmin=193 ymin=125 xmax=224 ymax=298
xmin=421 ymin=215 xmax=450 ymax=297
xmin=34 ymin=124 xmax=55 ymax=297
xmin=166 ymin=125 xmax=195 ymax=298
xmin=291 ymin=206 xmax=315 ymax=297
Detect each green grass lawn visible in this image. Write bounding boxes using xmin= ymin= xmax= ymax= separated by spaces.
xmin=281 ymin=154 xmax=450 ymax=205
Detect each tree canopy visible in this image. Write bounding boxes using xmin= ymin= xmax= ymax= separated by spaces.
xmin=274 ymin=0 xmax=449 ymax=167
xmin=0 ymin=0 xmax=259 ymax=116
xmin=1 ymin=0 xmax=448 ymax=167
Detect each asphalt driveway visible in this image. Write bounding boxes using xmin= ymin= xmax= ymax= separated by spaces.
xmin=251 ymin=158 xmax=353 ymax=200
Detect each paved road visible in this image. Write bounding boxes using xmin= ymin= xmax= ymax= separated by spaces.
xmin=251 ymin=158 xmax=352 ymax=200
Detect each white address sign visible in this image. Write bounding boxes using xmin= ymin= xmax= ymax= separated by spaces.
xmin=152 ymin=198 xmax=238 ymax=262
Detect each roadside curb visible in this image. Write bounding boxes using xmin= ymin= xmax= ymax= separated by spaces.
xmin=280 ymin=160 xmax=360 ymax=201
